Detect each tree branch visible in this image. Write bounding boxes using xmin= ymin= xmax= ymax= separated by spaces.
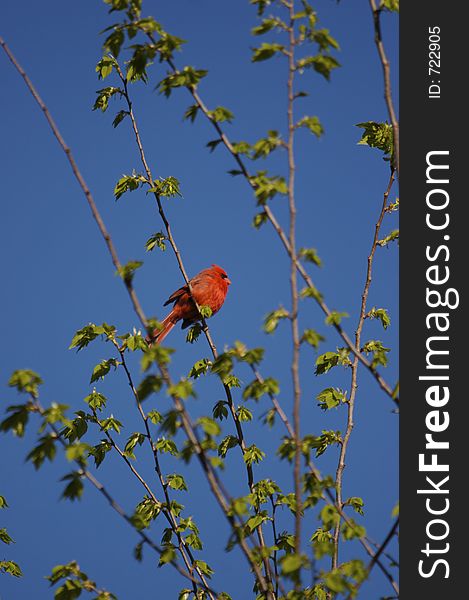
xmin=368 ymin=0 xmax=399 ymax=176
xmin=0 ymin=38 xmax=273 ymax=598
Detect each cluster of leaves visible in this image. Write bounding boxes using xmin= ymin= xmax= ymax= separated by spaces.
xmin=357 ymin=121 xmax=394 ymax=162
xmin=0 ymin=495 xmax=22 ymax=578
xmin=47 ymin=561 xmax=116 ymax=600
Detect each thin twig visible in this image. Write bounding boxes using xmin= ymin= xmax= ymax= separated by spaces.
xmin=368 ymin=0 xmax=399 ymax=176
xmin=285 ymin=0 xmax=303 ymax=570
xmin=332 ymin=170 xmax=396 ymax=569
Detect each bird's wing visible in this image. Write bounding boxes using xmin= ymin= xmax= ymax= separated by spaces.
xmin=163 ymin=284 xmax=189 ymax=306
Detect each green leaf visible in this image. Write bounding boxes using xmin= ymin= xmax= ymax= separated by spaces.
xmin=189 ymin=358 xmax=212 ymax=379
xmin=158 ymin=66 xmax=208 ymax=97
xmin=298 ymin=247 xmax=322 ymax=266
xmin=116 ymin=260 xmax=143 ymax=284
xmin=382 ymin=0 xmax=399 ymax=11
xmin=167 ymin=380 xmax=195 ymax=400
xmin=197 ymin=417 xmax=220 ymax=437
xmin=252 ymin=130 xmax=283 ymax=159
xmin=296 ymin=54 xmax=340 ymax=80
xmin=114 ymin=173 xmax=146 ymax=200
xmin=231 ymin=141 xmax=252 ymax=156
xmin=131 ymin=496 xmax=162 ymax=530
xmin=251 ymin=18 xmax=278 ymax=36
xmin=367 ymin=307 xmax=391 ymax=329
xmin=93 ymin=86 xmax=122 ymax=112
xmin=124 ymin=432 xmax=145 ymax=458
xmin=263 ymin=307 xmax=289 ymax=333
xmin=0 ymin=560 xmax=22 ymax=577
xmin=306 ymin=430 xmax=342 ymax=457
xmin=208 ymin=106 xmax=234 ymax=123
xmin=206 ymin=138 xmax=223 ymax=153
xmin=301 ymin=329 xmax=325 ymax=348
xmin=112 ymin=109 xmax=129 ymax=128
xmin=300 ymin=284 xmax=323 ymax=301
xmin=218 ymin=435 xmax=239 ymax=458
xmin=166 ymin=474 xmax=188 ymax=491
xmin=344 ymin=497 xmax=365 ymax=516
xmin=158 ymin=545 xmax=176 ymax=567
xmin=378 ymin=229 xmax=399 ymax=247
xmin=250 ymin=0 xmax=273 ymax=17
xmin=61 ymin=472 xmax=84 ymax=502
xmin=253 ymin=211 xmax=268 ymax=229
xmin=88 ymin=440 xmax=112 ymax=468
xmin=145 ymin=232 xmax=167 ymax=252
xmin=134 ymin=541 xmax=144 ymax=562
xmin=0 ymin=404 xmax=31 ymax=437
xmin=315 ymin=349 xmax=351 ymax=375
xmin=148 ymin=176 xmax=182 ymax=198
xmin=325 ymin=311 xmax=349 ymax=326
xmin=102 ymin=27 xmax=125 ymax=56
xmin=361 ymin=340 xmax=390 ymax=368
xmin=185 ymin=533 xmax=202 ymax=550
xmin=147 ymin=409 xmax=163 ymax=425
xmin=69 ymin=323 xmax=116 ymax=351
xmin=90 ymin=358 xmax=119 ymax=383
xmin=155 ymin=438 xmax=178 ymax=455
xmin=243 ymin=377 xmax=279 ymax=401
xmin=0 ymin=528 xmax=14 ymax=545
xmin=199 ymin=305 xmax=213 ymax=319
xmin=65 ymin=442 xmax=90 ymax=463
xmin=356 ymin=121 xmax=394 ymax=160
xmin=123 ymin=333 xmax=148 ymax=352
xmin=95 ymin=56 xmax=118 ymax=79
xmin=141 ymin=345 xmax=174 ymax=371
xmin=26 ymin=434 xmax=57 ymax=469
xmin=212 ymin=401 xmax=229 ymax=421
xmin=0 ymin=496 xmax=8 ymax=509
xmin=243 ymin=444 xmax=265 ymax=466
xmin=280 ymin=553 xmax=308 ymax=581
xmin=310 ymin=28 xmax=340 ymax=51
xmin=249 ymin=171 xmax=288 ymax=204
xmin=230 ymin=342 xmax=265 ymax=365
xmin=251 ymin=43 xmax=285 ymax=62
xmin=237 ymin=406 xmax=253 ymax=422
xmin=183 ymin=104 xmax=200 ymax=123
xmin=136 ymin=375 xmax=163 ymax=400
xmin=193 ymin=560 xmax=214 ymax=578
xmin=8 ymin=369 xmax=43 ymax=398
xmin=317 ymin=387 xmax=347 ymax=410
xmin=186 ymin=323 xmax=203 ymax=344
xmin=84 ymin=390 xmax=108 ymax=412
xmin=99 ymin=415 xmax=123 ymax=434
xmin=125 ymin=43 xmax=157 ymax=83
xmin=296 ymin=116 xmax=324 ymax=138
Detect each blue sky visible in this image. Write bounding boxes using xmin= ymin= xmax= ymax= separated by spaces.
xmin=1 ymin=1 xmax=398 ymax=598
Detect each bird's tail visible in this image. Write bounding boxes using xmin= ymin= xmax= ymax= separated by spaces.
xmin=146 ymin=312 xmax=178 ymax=346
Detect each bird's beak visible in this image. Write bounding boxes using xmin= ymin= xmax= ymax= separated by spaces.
xmin=226 ymin=278 xmax=232 ymax=285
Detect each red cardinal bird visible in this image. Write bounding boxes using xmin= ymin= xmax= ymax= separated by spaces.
xmin=147 ymin=264 xmax=231 ymax=345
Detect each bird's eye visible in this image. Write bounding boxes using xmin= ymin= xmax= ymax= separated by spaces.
xmin=221 ymin=273 xmax=227 ymax=279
